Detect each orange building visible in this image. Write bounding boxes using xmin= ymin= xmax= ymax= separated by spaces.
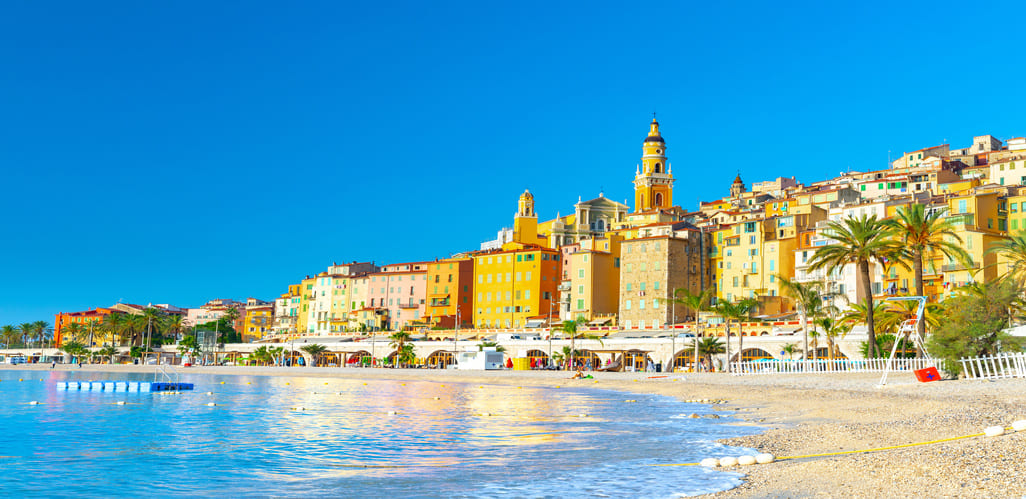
xmin=425 ymin=257 xmax=475 ymax=328
xmin=54 ymin=307 xmax=117 ymax=346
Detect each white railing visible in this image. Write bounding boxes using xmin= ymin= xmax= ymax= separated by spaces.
xmin=730 ymin=357 xmax=935 ymax=375
xmin=960 ymin=352 xmax=1026 ymax=380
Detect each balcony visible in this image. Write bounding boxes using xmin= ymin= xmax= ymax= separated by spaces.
xmin=942 ymin=261 xmax=978 ymax=272
xmin=944 ymin=213 xmax=974 ymax=227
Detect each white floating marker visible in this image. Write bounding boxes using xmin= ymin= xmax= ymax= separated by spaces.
xmin=984 ymin=426 xmax=1005 ymax=437
xmin=206 ymin=392 xmax=213 ymax=395
xmin=718 ymin=457 xmax=738 ymax=467
xmin=738 ymin=455 xmax=757 ymax=465
xmin=700 ymin=458 xmax=719 ymax=467
xmin=387 ymin=410 xmax=398 ymax=415
xmin=206 ymin=402 xmax=216 ymax=407
xmin=1011 ymin=420 xmax=1026 ymax=432
xmin=292 ymin=406 xmax=305 ymax=411
xmin=755 ymin=453 xmax=775 ymax=464
xmin=28 ymin=401 xmax=39 ymax=405
xmin=116 ymin=401 xmax=126 ymax=406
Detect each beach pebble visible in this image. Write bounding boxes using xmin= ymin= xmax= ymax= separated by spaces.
xmin=688 ymin=413 xmax=700 ymax=419
xmin=718 ymin=457 xmax=738 ymax=467
xmin=700 ymin=458 xmax=719 ymax=467
xmin=755 ymin=453 xmax=775 ymax=464
xmin=738 ymin=455 xmax=757 ymax=465
xmin=1011 ymin=420 xmax=1026 ymax=432
xmin=984 ymin=425 xmax=1005 ymax=437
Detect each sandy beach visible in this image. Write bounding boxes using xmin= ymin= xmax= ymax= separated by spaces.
xmin=10 ymin=364 xmax=1026 ymax=498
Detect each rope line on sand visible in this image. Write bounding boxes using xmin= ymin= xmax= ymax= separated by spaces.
xmin=651 ymin=430 xmax=994 ymax=467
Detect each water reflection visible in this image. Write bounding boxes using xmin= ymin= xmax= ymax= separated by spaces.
xmin=0 ymin=370 xmax=759 ymax=497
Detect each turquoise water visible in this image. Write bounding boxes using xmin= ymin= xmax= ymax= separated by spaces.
xmin=1 ymin=370 xmax=759 ymax=498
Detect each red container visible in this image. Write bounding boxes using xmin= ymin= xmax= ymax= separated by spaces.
xmin=914 ymin=367 xmax=941 ymax=382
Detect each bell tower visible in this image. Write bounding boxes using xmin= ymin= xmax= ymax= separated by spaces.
xmin=513 ymin=189 xmax=538 ymax=244
xmin=633 ymin=117 xmax=675 ymax=212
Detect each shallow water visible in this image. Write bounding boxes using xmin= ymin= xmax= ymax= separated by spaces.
xmin=1 ymin=370 xmax=760 ymax=498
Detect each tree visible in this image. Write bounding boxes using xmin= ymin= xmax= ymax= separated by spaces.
xmin=63 ymin=323 xmax=83 ymax=346
xmin=684 ymin=337 xmax=725 ymax=371
xmin=781 ymin=342 xmax=799 ymax=360
xmin=813 ymin=317 xmax=851 ymax=361
xmin=713 ymin=299 xmax=758 ymax=370
xmin=888 ymin=204 xmax=972 ymax=343
xmin=476 ymin=340 xmax=506 ymax=352
xmin=671 ymin=288 xmax=714 ymax=371
xmin=269 ymin=346 xmax=285 ymax=366
xmin=807 ymin=214 xmax=902 ymax=358
xmin=19 ymin=323 xmax=34 ymax=349
xmin=387 ymin=331 xmax=411 ymax=368
xmin=101 ymin=312 xmax=127 ymax=346
xmin=301 ymin=344 xmax=328 ymax=367
xmin=987 ymin=230 xmax=1026 ymax=285
xmin=929 ymin=280 xmax=1026 ymax=374
xmin=178 ymin=335 xmax=202 ymax=362
xmin=97 ymin=345 xmax=120 ymax=364
xmin=1 ymin=325 xmax=19 ymax=348
xmin=165 ymin=314 xmax=184 ymax=343
xmin=840 ymin=302 xmax=899 ymax=358
xmin=59 ymin=340 xmax=88 ymax=360
xmin=34 ymin=321 xmax=51 ymax=349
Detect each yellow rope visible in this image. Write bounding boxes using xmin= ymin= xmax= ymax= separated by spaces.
xmin=651 ymin=430 xmax=995 ymax=467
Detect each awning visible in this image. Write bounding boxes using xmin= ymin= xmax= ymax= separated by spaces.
xmin=587 ymin=318 xmax=612 ymax=326
xmin=525 ymin=319 xmax=546 ymax=328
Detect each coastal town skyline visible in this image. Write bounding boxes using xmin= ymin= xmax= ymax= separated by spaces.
xmin=4 ymin=1 xmax=1026 ymax=326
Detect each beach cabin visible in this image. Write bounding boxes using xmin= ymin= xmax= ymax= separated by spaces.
xmin=457 ymin=349 xmax=504 ymax=370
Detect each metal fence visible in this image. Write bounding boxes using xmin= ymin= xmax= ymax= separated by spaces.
xmin=959 ymin=352 xmax=1026 ymax=380
xmin=730 ymin=357 xmax=936 ymax=375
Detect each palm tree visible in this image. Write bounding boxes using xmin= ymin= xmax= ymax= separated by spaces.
xmin=19 ymin=323 xmax=34 ymax=349
xmin=888 ymin=204 xmax=972 ymax=341
xmin=781 ymin=342 xmax=799 ymax=360
xmin=732 ymin=298 xmax=760 ymax=363
xmin=813 ymin=317 xmax=851 ymax=361
xmin=301 ymin=344 xmax=328 ymax=367
xmin=34 ymin=321 xmax=51 ymax=349
xmin=671 ymin=288 xmax=713 ymax=371
xmin=1 ymin=325 xmax=18 ymax=348
xmin=388 ymin=331 xmax=411 ymax=367
xmin=97 ymin=346 xmax=119 ymax=364
xmin=269 ymin=346 xmax=286 ymax=366
xmin=125 ymin=315 xmax=147 ymax=346
xmin=165 ymin=314 xmax=184 ymax=343
xmin=101 ymin=313 xmax=126 ymax=346
xmin=807 ymin=214 xmax=902 ymax=358
xmin=839 ymin=302 xmax=900 ymax=358
xmin=561 ymin=317 xmax=587 ymax=369
xmin=778 ymin=276 xmax=825 ymax=361
xmin=141 ymin=307 xmax=165 ymax=355
xmin=63 ymin=323 xmax=83 ymax=346
xmin=684 ymin=337 xmax=725 ymax=372
xmin=987 ymin=230 xmax=1026 ymax=285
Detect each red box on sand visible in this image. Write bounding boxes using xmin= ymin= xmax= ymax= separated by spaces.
xmin=914 ymin=367 xmax=941 ymax=382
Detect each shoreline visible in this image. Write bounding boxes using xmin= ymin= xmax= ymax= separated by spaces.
xmin=8 ymin=365 xmax=1026 ymax=497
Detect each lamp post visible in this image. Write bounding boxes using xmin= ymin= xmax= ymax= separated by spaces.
xmin=452 ymin=307 xmax=460 ymax=368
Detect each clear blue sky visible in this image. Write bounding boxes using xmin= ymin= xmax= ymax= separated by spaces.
xmin=3 ymin=0 xmax=1025 ymax=325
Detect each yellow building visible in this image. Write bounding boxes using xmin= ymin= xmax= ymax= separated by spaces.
xmin=564 ymin=235 xmax=622 ymax=323
xmin=473 ymin=246 xmax=560 ymax=329
xmin=240 ymin=304 xmax=274 ymax=342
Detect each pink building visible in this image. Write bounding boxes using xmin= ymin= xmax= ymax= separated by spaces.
xmin=366 ymin=261 xmax=429 ymax=331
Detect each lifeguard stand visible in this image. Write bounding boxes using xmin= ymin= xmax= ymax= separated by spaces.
xmin=877 ymin=296 xmax=931 ymax=387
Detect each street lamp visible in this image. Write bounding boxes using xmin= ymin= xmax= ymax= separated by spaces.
xmin=452 ymin=306 xmax=460 ymax=368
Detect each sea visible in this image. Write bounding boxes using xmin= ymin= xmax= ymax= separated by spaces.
xmin=0 ymin=370 xmax=761 ymax=498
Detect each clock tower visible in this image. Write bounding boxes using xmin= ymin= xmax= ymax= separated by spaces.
xmin=633 ymin=117 xmax=675 ymax=212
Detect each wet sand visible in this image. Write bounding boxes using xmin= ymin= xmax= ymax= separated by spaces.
xmin=10 ymin=364 xmax=1026 ymax=498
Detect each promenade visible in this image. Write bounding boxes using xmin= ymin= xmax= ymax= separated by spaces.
xmin=8 ymin=363 xmax=1025 ymax=497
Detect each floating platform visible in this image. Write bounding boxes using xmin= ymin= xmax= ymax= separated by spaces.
xmin=56 ymin=381 xmax=194 ymax=392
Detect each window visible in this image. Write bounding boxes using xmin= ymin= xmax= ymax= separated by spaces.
xmin=640 ymin=282 xmax=647 ymax=291
xmin=625 ymin=300 xmax=632 ymax=310
xmin=654 ymin=281 xmax=660 ymax=290
xmin=626 ymin=283 xmax=632 ymax=291
xmin=639 ymin=300 xmax=646 ymax=310
xmin=516 ymin=272 xmax=521 ymax=281
xmin=577 ymin=299 xmax=584 ymax=310
xmin=578 ymin=285 xmax=584 ymax=294
xmin=578 ymin=269 xmax=584 ymax=278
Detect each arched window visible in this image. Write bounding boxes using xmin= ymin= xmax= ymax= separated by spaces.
xmin=655 ymin=193 xmax=663 ymax=206
xmin=596 ymin=219 xmax=605 ymax=231
xmin=654 ymin=163 xmax=662 ymax=173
